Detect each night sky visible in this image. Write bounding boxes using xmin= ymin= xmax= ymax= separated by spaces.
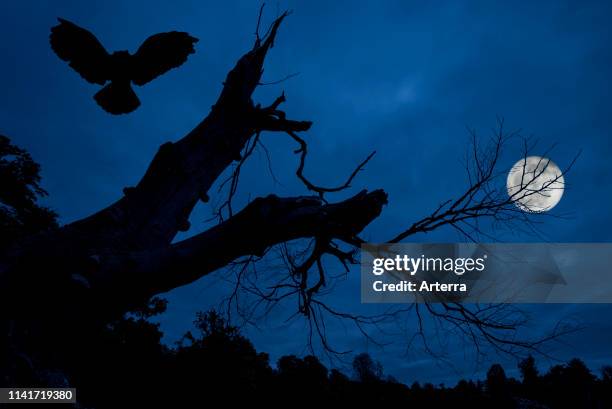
xmin=2 ymin=0 xmax=612 ymax=385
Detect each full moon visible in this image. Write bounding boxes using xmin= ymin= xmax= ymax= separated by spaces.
xmin=506 ymin=156 xmax=565 ymax=212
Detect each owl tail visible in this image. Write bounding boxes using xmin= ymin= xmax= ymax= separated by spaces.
xmin=94 ymin=81 xmax=140 ymax=114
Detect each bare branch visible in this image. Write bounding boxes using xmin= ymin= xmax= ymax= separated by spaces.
xmin=389 ymin=119 xmax=580 ymax=243
xmin=287 ymin=130 xmax=376 ymax=199
xmin=221 ymin=119 xmax=581 ymax=359
xmin=91 ymin=189 xmax=387 ymax=307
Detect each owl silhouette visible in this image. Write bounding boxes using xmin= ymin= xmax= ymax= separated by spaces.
xmin=50 ymin=18 xmax=198 ymax=114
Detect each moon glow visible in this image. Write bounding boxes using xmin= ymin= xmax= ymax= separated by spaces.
xmin=506 ymin=156 xmax=565 ymax=212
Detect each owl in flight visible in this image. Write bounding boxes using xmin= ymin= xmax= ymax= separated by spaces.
xmin=50 ymin=18 xmax=198 ymax=114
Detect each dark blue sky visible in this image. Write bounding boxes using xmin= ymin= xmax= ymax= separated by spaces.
xmin=2 ymin=0 xmax=612 ymax=385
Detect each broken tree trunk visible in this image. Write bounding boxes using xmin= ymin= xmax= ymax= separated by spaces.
xmin=0 ymin=13 xmax=387 ymax=319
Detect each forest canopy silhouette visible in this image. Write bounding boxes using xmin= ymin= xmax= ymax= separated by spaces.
xmin=0 ymin=6 xmax=596 ymax=408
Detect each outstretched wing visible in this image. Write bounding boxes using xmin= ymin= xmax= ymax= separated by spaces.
xmin=131 ymin=32 xmax=198 ymax=86
xmin=50 ymin=18 xmax=110 ymax=85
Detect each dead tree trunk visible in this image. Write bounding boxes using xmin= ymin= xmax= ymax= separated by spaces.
xmin=0 ymin=13 xmax=387 ymax=319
